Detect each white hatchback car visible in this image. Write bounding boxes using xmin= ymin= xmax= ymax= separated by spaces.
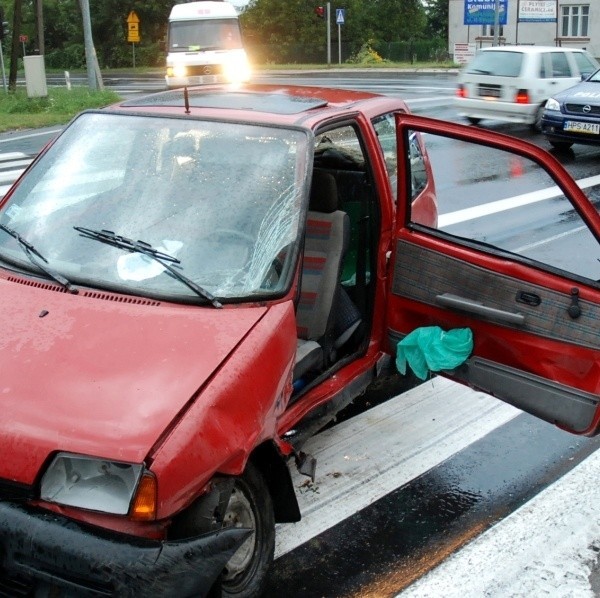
xmin=455 ymin=46 xmax=599 ymax=130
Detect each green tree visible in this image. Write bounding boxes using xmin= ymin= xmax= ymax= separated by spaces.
xmin=424 ymin=0 xmax=448 ymax=40
xmin=241 ymin=0 xmax=330 ymax=63
xmin=359 ymin=0 xmax=426 ymax=42
xmin=241 ymin=0 xmax=427 ymax=63
xmin=44 ymin=0 xmax=87 ymax=68
xmin=38 ymin=0 xmax=173 ymax=69
xmin=89 ymin=0 xmax=172 ymax=67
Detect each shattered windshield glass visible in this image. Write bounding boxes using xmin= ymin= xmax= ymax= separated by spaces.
xmin=0 ymin=112 xmax=310 ymax=302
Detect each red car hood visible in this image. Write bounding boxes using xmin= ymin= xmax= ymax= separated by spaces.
xmin=0 ymin=277 xmax=266 ymax=484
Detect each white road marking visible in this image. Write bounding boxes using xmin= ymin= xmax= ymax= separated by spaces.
xmin=276 ymin=378 xmax=518 ymax=558
xmin=439 ymin=174 xmax=600 ymax=227
xmin=0 ymin=128 xmax=62 ymax=143
xmin=0 ymin=151 xmax=31 ymax=162
xmin=515 ymin=224 xmax=588 ymax=252
xmin=405 ymin=95 xmax=456 ymax=104
xmin=0 ymin=153 xmax=34 ymax=198
xmin=0 ymin=169 xmax=25 ymax=184
xmin=0 ymin=159 xmax=31 ymax=169
xmin=399 ymin=448 xmax=600 ymax=597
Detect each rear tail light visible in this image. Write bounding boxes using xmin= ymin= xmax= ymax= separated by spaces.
xmin=515 ymin=89 xmax=530 ymax=104
xmin=456 ymin=84 xmax=467 ymax=98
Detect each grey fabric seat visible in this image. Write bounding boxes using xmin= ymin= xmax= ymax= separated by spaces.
xmin=294 ymin=170 xmax=355 ymax=382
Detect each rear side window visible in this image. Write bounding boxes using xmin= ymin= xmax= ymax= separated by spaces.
xmin=464 ymin=51 xmax=523 ymax=77
xmin=573 ymin=52 xmax=597 ymax=76
xmin=550 ymin=52 xmax=573 ymax=77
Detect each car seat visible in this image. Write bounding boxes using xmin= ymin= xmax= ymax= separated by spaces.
xmin=294 ymin=170 xmax=361 ymax=383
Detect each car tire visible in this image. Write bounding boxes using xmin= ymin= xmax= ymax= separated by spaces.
xmin=531 ymin=104 xmax=545 ymax=132
xmin=467 ymin=117 xmax=481 ymax=126
xmin=549 ymin=140 xmax=574 ymax=151
xmin=221 ymin=462 xmax=275 ymax=598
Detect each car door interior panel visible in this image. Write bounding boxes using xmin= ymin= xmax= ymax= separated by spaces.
xmin=388 ymin=239 xmax=600 ymax=434
xmin=453 ymin=357 xmax=599 ymax=433
xmin=392 ymin=240 xmax=600 ymax=350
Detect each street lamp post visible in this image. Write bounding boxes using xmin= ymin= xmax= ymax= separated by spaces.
xmin=493 ymin=0 xmax=500 ymax=46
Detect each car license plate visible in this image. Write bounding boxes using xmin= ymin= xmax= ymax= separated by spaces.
xmin=564 ymin=121 xmax=600 ymax=134
xmin=189 ymin=75 xmax=218 ymax=85
xmin=478 ymin=85 xmax=501 ymax=99
xmin=200 ymin=75 xmax=218 ymax=84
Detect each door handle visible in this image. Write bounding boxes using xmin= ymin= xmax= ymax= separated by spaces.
xmin=436 ymin=293 xmax=526 ymax=326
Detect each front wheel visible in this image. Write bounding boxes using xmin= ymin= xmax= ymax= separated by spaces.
xmin=221 ymin=462 xmax=275 ymax=597
xmin=531 ymin=104 xmax=545 ymax=132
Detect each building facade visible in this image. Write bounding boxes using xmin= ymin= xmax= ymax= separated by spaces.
xmin=449 ymin=1 xmax=600 ymax=59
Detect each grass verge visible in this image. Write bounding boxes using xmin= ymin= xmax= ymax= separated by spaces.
xmin=0 ymin=87 xmax=121 ymax=133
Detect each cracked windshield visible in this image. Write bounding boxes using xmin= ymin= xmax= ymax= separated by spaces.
xmin=0 ymin=113 xmax=309 ymax=302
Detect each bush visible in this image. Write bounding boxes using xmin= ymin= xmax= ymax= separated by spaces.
xmin=346 ymin=41 xmax=386 ymax=65
xmin=44 ymin=44 xmax=87 ymax=69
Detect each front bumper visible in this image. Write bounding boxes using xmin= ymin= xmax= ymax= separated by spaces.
xmin=541 ymin=112 xmax=600 ymax=147
xmin=0 ymin=501 xmax=250 ymax=597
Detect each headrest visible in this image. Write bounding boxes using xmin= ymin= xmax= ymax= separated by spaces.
xmin=309 ymin=170 xmax=338 ymax=213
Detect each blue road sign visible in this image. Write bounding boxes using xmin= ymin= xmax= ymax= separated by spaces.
xmin=336 ymin=8 xmax=345 ymax=24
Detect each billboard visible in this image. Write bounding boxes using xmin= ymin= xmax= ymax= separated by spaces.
xmin=518 ymin=0 xmax=556 ymax=22
xmin=464 ymin=1 xmax=508 ymax=26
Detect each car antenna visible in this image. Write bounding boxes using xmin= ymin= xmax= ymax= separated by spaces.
xmin=184 ymin=86 xmax=190 ymax=114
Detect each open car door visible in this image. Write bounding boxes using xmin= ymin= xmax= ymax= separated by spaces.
xmin=387 ymin=114 xmax=600 ymax=436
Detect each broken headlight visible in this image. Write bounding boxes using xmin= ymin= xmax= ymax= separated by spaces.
xmin=40 ymin=452 xmax=145 ymax=516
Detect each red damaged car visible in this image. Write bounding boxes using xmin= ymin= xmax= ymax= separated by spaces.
xmin=0 ymin=84 xmax=599 ymax=597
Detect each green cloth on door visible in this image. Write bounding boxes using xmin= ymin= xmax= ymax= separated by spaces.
xmin=396 ymin=326 xmax=473 ymax=380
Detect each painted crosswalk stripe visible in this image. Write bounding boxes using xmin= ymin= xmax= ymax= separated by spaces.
xmin=276 ymin=378 xmax=518 ymax=558
xmin=0 ymin=152 xmax=33 ymax=198
xmin=0 ymin=169 xmax=25 ymax=184
xmin=0 ymin=151 xmax=32 ymax=164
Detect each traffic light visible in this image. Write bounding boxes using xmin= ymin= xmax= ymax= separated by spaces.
xmin=315 ymin=6 xmax=325 ymax=18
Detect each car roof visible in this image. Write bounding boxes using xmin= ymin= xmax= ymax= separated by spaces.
xmin=107 ymin=84 xmax=409 ymax=128
xmin=478 ymin=46 xmax=588 ymax=54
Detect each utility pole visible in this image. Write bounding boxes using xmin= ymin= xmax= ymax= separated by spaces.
xmin=493 ymin=0 xmax=500 ymax=46
xmin=79 ymin=0 xmax=104 ymax=90
xmin=35 ymin=0 xmax=44 ymax=54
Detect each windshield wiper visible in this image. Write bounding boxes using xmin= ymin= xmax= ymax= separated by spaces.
xmin=0 ymin=223 xmax=77 ymax=293
xmin=74 ymin=227 xmax=222 ymax=308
